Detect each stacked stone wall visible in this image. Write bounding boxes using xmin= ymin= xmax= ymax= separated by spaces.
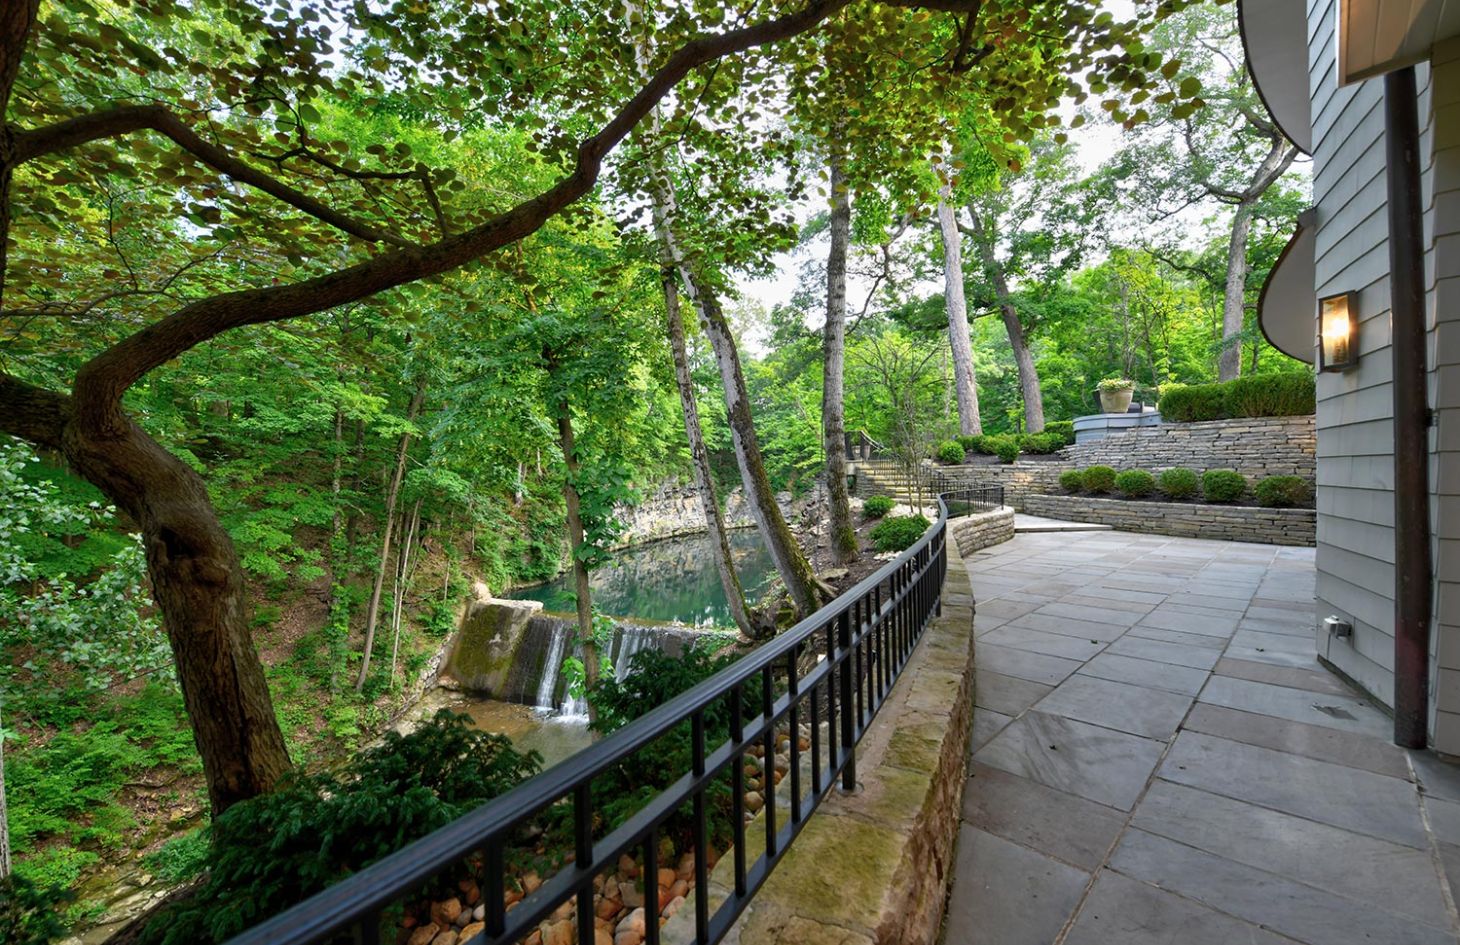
xmin=1060 ymin=415 xmax=1315 ymax=481
xmin=950 ymin=508 xmax=1015 ymax=555
xmin=1022 ymin=495 xmax=1315 ymax=546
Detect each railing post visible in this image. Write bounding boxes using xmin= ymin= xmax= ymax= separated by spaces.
xmin=837 ymin=609 xmax=856 ymax=791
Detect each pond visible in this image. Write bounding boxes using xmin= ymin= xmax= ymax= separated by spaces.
xmin=507 ymin=528 xmax=778 ymax=627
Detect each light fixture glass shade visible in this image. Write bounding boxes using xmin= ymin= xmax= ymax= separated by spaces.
xmin=1319 ymin=292 xmax=1357 ymax=371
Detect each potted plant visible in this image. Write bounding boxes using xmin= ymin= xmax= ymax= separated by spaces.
xmin=1098 ymin=377 xmax=1135 ymax=414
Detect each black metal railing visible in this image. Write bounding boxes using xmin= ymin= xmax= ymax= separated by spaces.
xmin=941 ymin=485 xmax=1005 ymax=518
xmin=225 ymin=496 xmax=954 ymax=945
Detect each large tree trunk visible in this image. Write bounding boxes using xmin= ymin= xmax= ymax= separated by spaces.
xmin=662 ymin=266 xmax=756 ymax=635
xmin=356 ymin=381 xmax=425 ymax=691
xmin=555 ymin=406 xmax=599 ymax=716
xmin=937 ymin=186 xmax=981 ymax=436
xmin=822 ymin=149 xmax=858 ymax=563
xmin=1218 ymin=202 xmax=1253 ymax=381
xmin=63 ymin=415 xmax=290 ymax=815
xmin=625 ymin=1 xmax=820 ymax=620
xmin=1 ymin=698 xmax=10 ymax=878
xmin=967 ymin=205 xmax=1044 ymax=432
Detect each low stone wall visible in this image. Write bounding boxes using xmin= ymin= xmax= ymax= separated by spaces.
xmin=685 ymin=540 xmax=977 ymax=945
xmin=1061 ymin=415 xmax=1315 ymax=482
xmin=933 ymin=463 xmax=1064 ymax=511
xmin=1022 ymin=494 xmax=1316 ymax=546
xmin=950 ymin=507 xmax=1015 ymax=556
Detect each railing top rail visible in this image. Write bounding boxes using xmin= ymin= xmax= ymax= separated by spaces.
xmin=227 ymin=493 xmax=955 ymax=945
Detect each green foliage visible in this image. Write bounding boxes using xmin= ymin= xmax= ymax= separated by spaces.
xmin=1158 ymin=383 xmax=1227 ymax=422
xmin=1254 ymin=475 xmax=1312 ymax=508
xmin=1017 ymin=432 xmax=1066 ymax=455
xmin=1114 ymin=470 xmax=1156 ymax=497
xmin=935 ymin=441 xmax=966 ymax=464
xmin=994 ymin=439 xmax=1021 ymax=464
xmin=0 ymin=873 xmax=71 ymax=945
xmin=1157 ymin=468 xmax=1199 ymax=499
xmin=1058 ymin=470 xmax=1084 ymax=493
xmin=143 ymin=828 xmax=214 ymax=884
xmin=956 ymin=435 xmax=980 ymax=452
xmin=869 ymin=515 xmax=931 ymax=553
xmin=1043 ymin=421 xmax=1076 ymax=445
xmin=1224 ymin=374 xmax=1316 ymax=418
xmin=862 ymin=496 xmax=895 ymax=519
xmin=587 ymin=646 xmax=758 ymax=851
xmin=1201 ymin=470 xmax=1247 ymax=503
xmin=141 ymin=712 xmax=541 ymax=945
xmin=1097 ymin=377 xmax=1134 ymax=392
xmin=7 ymin=685 xmax=199 ymax=869
xmin=1160 ymin=374 xmax=1315 ymax=422
xmin=1081 ymin=466 xmax=1117 ymax=494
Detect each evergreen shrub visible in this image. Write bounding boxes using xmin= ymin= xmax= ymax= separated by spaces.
xmin=862 ymin=495 xmax=894 ymax=519
xmin=1082 ymin=465 xmax=1117 ymax=494
xmin=1159 ymin=373 xmax=1315 ymax=422
xmin=936 ymin=441 xmax=966 ymax=464
xmin=1254 ymin=475 xmax=1312 ymax=507
xmin=1115 ymin=470 xmax=1156 ymax=497
xmin=870 ymin=514 xmax=931 ymax=552
xmin=994 ymin=438 xmax=1020 ymax=464
xmin=1058 ymin=469 xmax=1084 ymax=493
xmin=1201 ymin=470 xmax=1247 ymax=503
xmin=1157 ymin=468 xmax=1199 ymax=499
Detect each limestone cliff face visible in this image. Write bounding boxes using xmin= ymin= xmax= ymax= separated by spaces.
xmin=613 ymin=481 xmax=754 ymax=546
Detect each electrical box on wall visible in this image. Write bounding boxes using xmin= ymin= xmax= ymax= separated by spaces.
xmin=1324 ymin=615 xmax=1353 ymax=639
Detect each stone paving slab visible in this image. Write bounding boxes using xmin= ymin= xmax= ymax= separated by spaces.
xmin=942 ymin=529 xmax=1460 ymax=945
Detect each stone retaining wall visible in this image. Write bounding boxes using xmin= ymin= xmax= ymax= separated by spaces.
xmin=692 ymin=539 xmax=978 ymax=945
xmin=1022 ymin=494 xmax=1316 ymax=547
xmin=933 ymin=463 xmax=1064 ymax=511
xmin=1061 ymin=415 xmax=1315 ymax=482
xmin=950 ymin=507 xmax=1015 ymax=556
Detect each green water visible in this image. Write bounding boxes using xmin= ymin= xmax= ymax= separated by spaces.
xmin=509 ymin=529 xmax=777 ymax=627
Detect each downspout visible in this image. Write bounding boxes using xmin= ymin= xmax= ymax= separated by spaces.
xmin=1385 ymin=65 xmax=1432 ymax=749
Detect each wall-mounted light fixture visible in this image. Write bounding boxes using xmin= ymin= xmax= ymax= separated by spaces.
xmin=1319 ymin=291 xmax=1357 ymax=371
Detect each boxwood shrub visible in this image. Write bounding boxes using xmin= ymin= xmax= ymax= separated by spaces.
xmin=1254 ymin=475 xmax=1312 ymax=508
xmin=1159 ymin=373 xmax=1315 ymax=422
xmin=1058 ymin=469 xmax=1084 ymax=493
xmin=936 ymin=440 xmax=965 ymax=464
xmin=1201 ymin=470 xmax=1247 ymax=503
xmin=862 ymin=495 xmax=895 ymax=519
xmin=1017 ymin=432 xmax=1066 ymax=454
xmin=994 ymin=438 xmax=1020 ymax=464
xmin=869 ymin=514 xmax=931 ymax=552
xmin=1157 ymin=467 xmax=1199 ymax=499
xmin=1082 ymin=465 xmax=1117 ymax=494
xmin=1115 ymin=469 xmax=1156 ymax=497
xmin=1043 ymin=420 xmax=1075 ymax=445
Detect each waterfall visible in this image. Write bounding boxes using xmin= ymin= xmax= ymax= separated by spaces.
xmin=612 ymin=625 xmax=658 ymax=681
xmin=535 ymin=622 xmax=572 ymax=711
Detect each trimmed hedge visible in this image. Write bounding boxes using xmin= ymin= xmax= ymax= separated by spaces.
xmin=994 ymin=439 xmax=1020 ymax=464
xmin=1254 ymin=475 xmax=1312 ymax=508
xmin=862 ymin=495 xmax=894 ymax=519
xmin=936 ymin=440 xmax=965 ymax=464
xmin=1043 ymin=420 xmax=1075 ymax=445
xmin=1115 ymin=469 xmax=1156 ymax=497
xmin=1082 ymin=465 xmax=1117 ymax=494
xmin=1058 ymin=469 xmax=1084 ymax=493
xmin=870 ymin=514 xmax=931 ymax=553
xmin=1201 ymin=469 xmax=1246 ymax=503
xmin=1017 ymin=432 xmax=1066 ymax=454
xmin=1157 ymin=467 xmax=1199 ymax=499
xmin=1159 ymin=373 xmax=1314 ymax=422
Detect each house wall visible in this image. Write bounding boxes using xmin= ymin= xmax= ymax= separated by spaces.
xmin=1306 ymin=0 xmax=1421 ymax=710
xmin=1423 ymin=39 xmax=1460 ymax=753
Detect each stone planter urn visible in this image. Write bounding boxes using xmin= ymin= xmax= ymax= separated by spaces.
xmin=1098 ymin=380 xmax=1135 ymax=414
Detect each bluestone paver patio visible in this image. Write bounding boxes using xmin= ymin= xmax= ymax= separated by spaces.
xmin=943 ymin=528 xmax=1460 ymax=945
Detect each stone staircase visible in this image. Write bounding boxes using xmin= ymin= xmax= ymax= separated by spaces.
xmin=854 ymin=458 xmax=927 ymax=505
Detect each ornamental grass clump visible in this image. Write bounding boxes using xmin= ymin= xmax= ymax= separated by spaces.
xmin=1201 ymin=470 xmax=1246 ymax=503
xmin=861 ymin=495 xmax=894 ymax=519
xmin=1115 ymin=469 xmax=1156 ymax=497
xmin=1157 ymin=467 xmax=1199 ymax=499
xmin=1254 ymin=475 xmax=1312 ymax=508
xmin=870 ymin=514 xmax=931 ymax=552
xmin=1058 ymin=469 xmax=1084 ymax=493
xmin=1081 ymin=465 xmax=1117 ymax=494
